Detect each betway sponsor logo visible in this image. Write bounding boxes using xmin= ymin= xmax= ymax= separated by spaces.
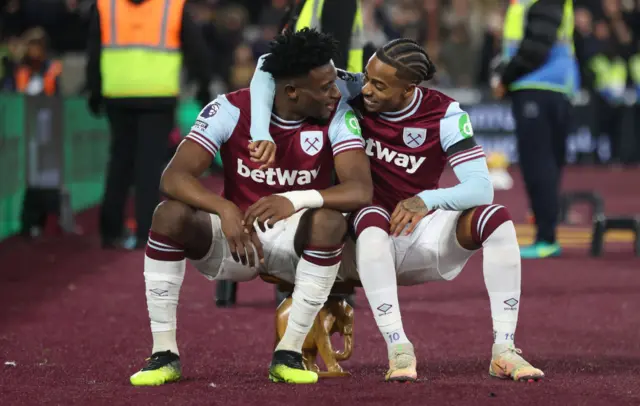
xmin=237 ymin=158 xmax=320 ymax=186
xmin=364 ymin=139 xmax=425 ymax=174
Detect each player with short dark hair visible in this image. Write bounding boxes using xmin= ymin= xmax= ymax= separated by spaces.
xmin=130 ymin=28 xmax=372 ymax=386
xmin=249 ymin=37 xmax=544 ymax=383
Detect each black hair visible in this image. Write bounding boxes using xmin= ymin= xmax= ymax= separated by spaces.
xmin=261 ymin=28 xmax=339 ymax=80
xmin=375 ymin=38 xmax=437 ymax=83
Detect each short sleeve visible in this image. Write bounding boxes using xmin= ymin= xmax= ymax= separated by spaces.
xmin=439 ymin=102 xmax=485 ymax=167
xmin=439 ymin=102 xmax=475 ymax=151
xmin=185 ymin=95 xmax=240 ymax=157
xmin=328 ymin=100 xmax=365 ymax=157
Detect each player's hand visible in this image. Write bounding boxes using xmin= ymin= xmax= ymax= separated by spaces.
xmin=249 ymin=140 xmax=277 ymax=170
xmin=219 ymin=202 xmax=264 ymax=267
xmin=243 ymin=195 xmax=295 ymax=233
xmin=491 ymin=79 xmax=506 ymax=100
xmin=390 ymin=196 xmax=429 ymax=237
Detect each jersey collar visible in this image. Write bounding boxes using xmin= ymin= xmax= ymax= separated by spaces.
xmin=270 ymin=113 xmax=304 ymax=129
xmin=379 ymin=87 xmax=423 ymax=123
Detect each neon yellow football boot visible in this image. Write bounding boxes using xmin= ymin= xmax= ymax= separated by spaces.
xmin=130 ymin=351 xmax=181 ymax=386
xmin=268 ymin=350 xmax=318 ymax=384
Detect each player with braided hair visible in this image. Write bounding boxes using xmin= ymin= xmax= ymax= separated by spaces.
xmin=373 ymin=38 xmax=436 ymax=83
xmin=250 ymin=37 xmax=544 ymax=384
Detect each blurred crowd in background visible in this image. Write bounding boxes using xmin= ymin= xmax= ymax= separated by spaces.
xmin=1 ymin=0 xmax=640 ymax=162
xmin=0 ymin=0 xmax=638 ymax=93
xmin=1 ymin=0 xmax=639 ymax=245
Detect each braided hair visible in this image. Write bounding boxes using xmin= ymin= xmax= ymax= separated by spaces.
xmin=375 ymin=38 xmax=437 ymax=83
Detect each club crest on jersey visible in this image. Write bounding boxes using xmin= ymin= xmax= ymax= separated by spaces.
xmin=403 ymin=127 xmax=426 ymax=148
xmin=300 ymin=131 xmax=323 ymax=156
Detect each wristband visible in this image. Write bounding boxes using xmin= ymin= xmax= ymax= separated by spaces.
xmin=277 ymin=190 xmax=324 ymax=211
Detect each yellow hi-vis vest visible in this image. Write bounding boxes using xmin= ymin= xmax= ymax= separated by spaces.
xmin=502 ymin=0 xmax=577 ymax=95
xmin=590 ymin=55 xmax=627 ymax=92
xmin=295 ymin=0 xmax=364 ymax=73
xmin=98 ymin=0 xmax=184 ymax=98
xmin=630 ymin=54 xmax=640 ymax=102
xmin=630 ymin=54 xmax=640 ymax=86
xmin=589 ymin=54 xmax=628 ymax=104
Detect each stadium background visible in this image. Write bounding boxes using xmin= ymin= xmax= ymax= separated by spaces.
xmin=0 ymin=0 xmax=639 ymax=405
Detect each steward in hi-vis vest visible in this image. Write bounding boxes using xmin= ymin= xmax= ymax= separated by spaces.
xmin=500 ymin=0 xmax=578 ymax=96
xmin=85 ymin=0 xmax=212 ymax=249
xmin=493 ymin=0 xmax=577 ymax=259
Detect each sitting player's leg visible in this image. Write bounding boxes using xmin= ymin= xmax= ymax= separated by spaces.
xmin=457 ymin=204 xmax=544 ymax=381
xmin=353 ymin=207 xmax=417 ymax=382
xmin=131 ymin=200 xmax=215 ymax=386
xmin=269 ymin=208 xmax=347 ymax=384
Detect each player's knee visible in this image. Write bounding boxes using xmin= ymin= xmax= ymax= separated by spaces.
xmin=308 ymin=208 xmax=348 ymax=246
xmin=355 ymin=226 xmax=392 ymax=274
xmin=151 ymin=200 xmax=197 ymax=242
xmin=352 ymin=206 xmax=391 ymax=238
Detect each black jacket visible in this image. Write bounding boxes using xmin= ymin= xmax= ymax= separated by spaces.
xmin=86 ymin=0 xmax=212 ymax=110
xmin=281 ymin=0 xmax=358 ymax=71
xmin=500 ymin=0 xmax=565 ymax=87
xmin=320 ymin=0 xmax=358 ymax=71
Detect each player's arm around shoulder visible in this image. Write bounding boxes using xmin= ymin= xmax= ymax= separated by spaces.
xmin=246 ymin=58 xmax=364 ymax=169
xmin=323 ymin=101 xmax=373 ymax=212
xmin=336 ymin=69 xmax=365 ymax=101
xmin=248 ymin=54 xmax=278 ymax=169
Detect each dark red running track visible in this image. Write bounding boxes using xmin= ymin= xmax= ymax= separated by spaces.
xmin=1 ymin=166 xmax=639 ymax=406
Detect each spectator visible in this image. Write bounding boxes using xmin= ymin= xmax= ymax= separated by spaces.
xmin=588 ymin=20 xmax=628 ymax=163
xmin=574 ymin=7 xmax=598 ymax=88
xmin=230 ymin=43 xmax=257 ymax=90
xmin=387 ymin=0 xmax=427 ymax=44
xmin=206 ymin=3 xmax=250 ymax=90
xmin=9 ymin=28 xmax=62 ymax=96
xmin=476 ymin=11 xmax=503 ymax=87
xmin=1 ymin=0 xmax=26 ymax=39
xmin=252 ymin=24 xmax=279 ymax=61
xmin=0 ymin=36 xmax=24 ymax=90
xmin=439 ymin=21 xmax=474 ymax=87
xmin=602 ymin=0 xmax=633 ymax=56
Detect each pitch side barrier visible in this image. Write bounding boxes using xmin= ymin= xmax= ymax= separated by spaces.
xmin=0 ymin=94 xmax=110 ymax=240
